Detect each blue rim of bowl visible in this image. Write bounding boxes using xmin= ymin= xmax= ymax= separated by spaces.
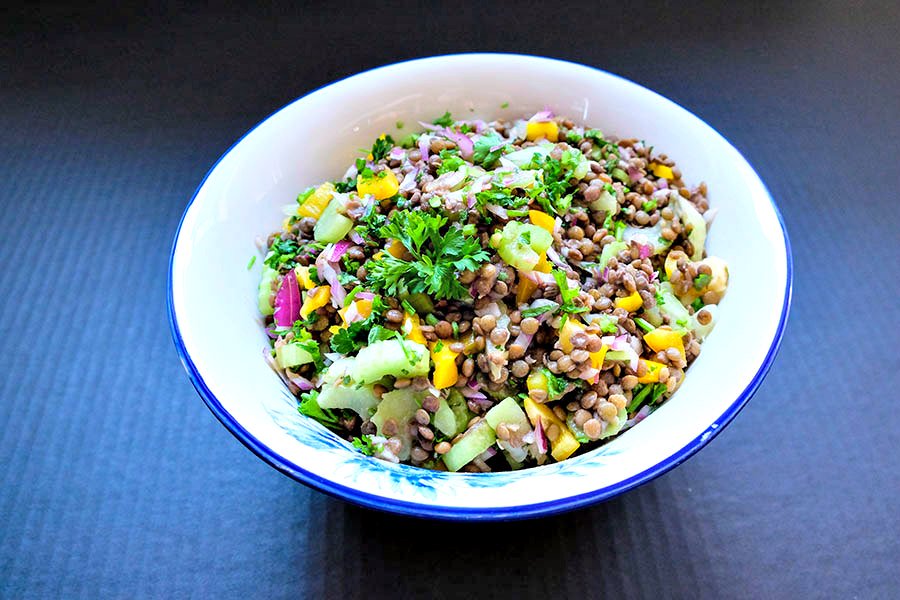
xmin=167 ymin=53 xmax=793 ymax=521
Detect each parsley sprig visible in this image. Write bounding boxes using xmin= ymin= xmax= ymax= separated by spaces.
xmin=365 ymin=211 xmax=489 ymax=300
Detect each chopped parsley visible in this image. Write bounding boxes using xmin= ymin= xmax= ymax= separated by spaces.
xmin=264 ymin=238 xmax=300 ymax=269
xmin=437 ymin=149 xmax=466 ymax=174
xmin=592 ymin=313 xmax=619 ymax=334
xmin=473 ymin=131 xmax=505 ymax=168
xmin=432 ymin=111 xmax=453 ymax=127
xmin=329 ymin=296 xmax=386 ymax=354
xmin=365 ymin=211 xmax=489 ymax=301
xmin=370 ymin=134 xmax=395 ymax=162
xmin=642 ymin=199 xmax=658 ymax=212
xmin=693 ymin=273 xmax=712 ymax=290
xmin=634 ymin=317 xmax=655 ymax=333
xmin=520 ymin=302 xmax=559 ymax=318
xmin=552 ymin=270 xmax=589 ymax=319
xmin=500 ymin=102 xmax=509 ymax=109
xmin=527 ymin=154 xmax=575 ymax=215
xmin=351 ymin=434 xmax=383 ymax=456
xmin=298 ymin=390 xmax=342 ymax=430
xmin=691 ymin=297 xmax=704 ymax=311
xmin=334 ymin=178 xmax=356 ymax=193
xmin=246 ymin=255 xmax=256 ymax=270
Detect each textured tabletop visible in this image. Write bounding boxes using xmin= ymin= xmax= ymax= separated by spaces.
xmin=2 ymin=2 xmax=898 ymax=598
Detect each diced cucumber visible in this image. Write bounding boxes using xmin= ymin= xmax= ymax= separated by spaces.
xmin=313 ymin=197 xmax=353 ymax=243
xmin=599 ymin=407 xmax=628 ymax=439
xmin=446 ymin=389 xmax=473 ymax=433
xmin=275 ymin=343 xmax=315 ymax=369
xmin=485 ymin=397 xmax=530 ymax=432
xmin=562 ymin=148 xmax=590 ymax=180
xmin=433 ymin=398 xmax=459 ymax=437
xmin=350 ymin=339 xmax=430 ymax=384
xmin=504 ymin=146 xmax=550 ymax=168
xmin=598 ymin=240 xmax=627 ymax=269
xmin=401 ymin=292 xmax=434 ymax=314
xmin=321 ymin=357 xmax=355 ymax=385
xmin=371 ymin=389 xmax=422 ymax=461
xmin=643 ymin=305 xmax=663 ymax=327
xmin=442 ymin=420 xmax=496 ymax=472
xmin=589 ymin=188 xmax=618 ymax=217
xmin=657 ymin=282 xmax=692 ymax=330
xmin=495 ymin=221 xmax=553 ymax=271
xmin=316 ymin=382 xmax=380 ymax=419
xmin=623 ymin=222 xmax=670 ymax=255
xmin=604 ymin=349 xmax=632 ymax=361
xmin=677 ymin=196 xmax=706 ymax=261
xmin=258 ymin=266 xmax=278 ymax=315
xmin=565 ymin=414 xmax=590 ymax=443
xmin=690 ymin=304 xmax=718 ymax=340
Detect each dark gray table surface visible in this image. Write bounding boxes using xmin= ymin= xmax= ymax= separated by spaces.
xmin=2 ymin=2 xmax=898 ymax=598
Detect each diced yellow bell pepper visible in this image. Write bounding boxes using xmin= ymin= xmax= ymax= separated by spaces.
xmin=524 ymin=397 xmax=580 ymax=461
xmin=643 ymin=326 xmax=685 ymax=359
xmin=296 ymin=182 xmax=335 ymax=220
xmin=559 ymin=319 xmax=585 ymax=353
xmin=516 ymin=276 xmax=538 ymax=305
xmin=372 ymin=251 xmax=385 ymax=261
xmin=401 ymin=312 xmax=427 ymax=344
xmin=282 ymin=217 xmax=292 ymax=232
xmin=615 ymin=291 xmax=644 ymax=312
xmin=650 ymin=163 xmax=674 ymax=180
xmin=430 ymin=342 xmax=459 ymax=389
xmin=589 ymin=344 xmax=609 ymax=370
xmin=337 ymin=299 xmax=374 ymax=326
xmin=294 ymin=266 xmax=316 ymax=290
xmin=637 ymin=359 xmax=665 ymax=383
xmin=355 ymin=298 xmax=373 ymax=319
xmin=386 ymin=239 xmax=405 ymax=258
xmin=328 ymin=325 xmax=342 ymax=336
xmin=299 ymin=285 xmax=331 ymax=319
xmin=357 ymin=169 xmax=399 ymax=200
xmin=534 ymin=253 xmax=551 ymax=273
xmin=527 ymin=370 xmax=549 ymax=396
xmin=525 ymin=120 xmax=559 ymax=142
xmin=528 ymin=210 xmax=556 ymax=235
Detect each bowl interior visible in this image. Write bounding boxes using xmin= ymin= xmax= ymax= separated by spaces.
xmin=169 ymin=54 xmax=789 ymax=519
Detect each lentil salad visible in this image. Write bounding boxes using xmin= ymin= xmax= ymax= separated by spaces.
xmin=256 ymin=110 xmax=728 ymax=472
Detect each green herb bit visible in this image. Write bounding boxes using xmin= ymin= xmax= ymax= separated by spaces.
xmin=500 ymin=102 xmax=509 ymax=108
xmin=351 ymin=435 xmax=383 ymax=456
xmin=432 ymin=111 xmax=453 ymax=127
xmin=693 ymin=273 xmax=712 ymax=290
xmin=401 ymin=299 xmax=417 ymax=315
xmin=247 ymin=255 xmax=257 ymax=270
xmin=642 ymin=199 xmax=657 ymax=212
xmin=520 ymin=303 xmax=558 ymax=318
xmin=627 ymin=384 xmax=653 ymax=413
xmin=634 ymin=317 xmax=655 ymax=333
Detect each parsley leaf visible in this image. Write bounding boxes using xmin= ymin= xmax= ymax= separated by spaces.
xmin=329 ymin=296 xmax=386 ymax=354
xmin=298 ymin=390 xmax=342 ymax=430
xmin=437 ymin=149 xmax=466 ymax=174
xmin=334 ymin=178 xmax=356 ymax=193
xmin=552 ymin=269 xmax=589 ymax=316
xmin=365 ymin=211 xmax=489 ymax=301
xmin=432 ymin=111 xmax=453 ymax=127
xmin=520 ymin=302 xmax=559 ymax=318
xmin=693 ymin=273 xmax=712 ymax=290
xmin=264 ymin=238 xmax=300 ymax=269
xmin=370 ymin=134 xmax=395 ymax=161
xmin=351 ymin=434 xmax=383 ymax=456
xmin=592 ymin=313 xmax=619 ymax=334
xmin=473 ymin=131 xmax=505 ymax=167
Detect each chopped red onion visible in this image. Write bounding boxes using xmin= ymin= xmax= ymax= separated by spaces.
xmin=512 ymin=331 xmax=534 ymax=352
xmin=287 ymin=374 xmax=314 ymax=391
xmin=354 ymin=291 xmax=374 ymax=301
xmin=388 ymin=147 xmax=406 ymax=161
xmin=474 ymin=301 xmax=502 ymax=317
xmin=327 ymin=240 xmax=352 ymax=262
xmin=578 ymin=367 xmax=600 ymax=382
xmin=273 ymin=270 xmax=301 ymax=328
xmin=657 ymin=178 xmax=669 ymax=189
xmin=545 ymin=247 xmax=569 ymax=269
xmin=446 ymin=131 xmax=474 ymax=159
xmin=418 ymin=136 xmax=430 ymax=161
xmin=485 ymin=204 xmax=508 ymax=219
xmin=348 ymin=229 xmax=364 ymax=245
xmin=534 ymin=419 xmax=548 ymax=454
xmin=627 ymin=165 xmax=642 ymax=183
xmin=638 ymin=244 xmax=652 ymax=259
xmin=398 ymin=170 xmax=418 ymax=193
xmin=602 ymin=267 xmax=609 ymax=282
xmin=467 ymin=193 xmax=476 ymax=209
xmin=625 ymin=405 xmax=652 ymax=428
xmin=417 ymin=121 xmax=442 ymax=131
xmin=478 ymin=447 xmax=498 ymax=461
xmin=460 ymin=386 xmax=488 ymax=401
xmin=315 ymin=251 xmax=345 ymax=308
xmin=528 ymin=109 xmax=555 ymax=122
xmin=342 ymin=301 xmax=362 ymax=324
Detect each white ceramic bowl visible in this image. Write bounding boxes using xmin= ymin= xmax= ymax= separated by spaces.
xmin=168 ymin=54 xmax=791 ymax=520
